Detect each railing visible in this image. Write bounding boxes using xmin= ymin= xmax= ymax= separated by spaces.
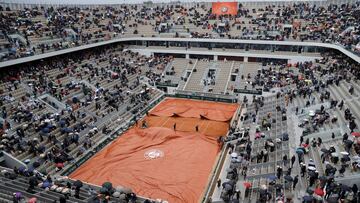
xmin=174 ymin=89 xmax=238 ymax=103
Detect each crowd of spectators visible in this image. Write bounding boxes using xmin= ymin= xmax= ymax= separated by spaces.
xmin=0 ymin=42 xmax=170 ymax=202
xmin=1 ymin=2 xmax=360 ymax=61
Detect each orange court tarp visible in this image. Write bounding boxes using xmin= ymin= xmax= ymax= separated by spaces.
xmin=70 ymin=98 xmax=239 ymax=203
xmin=149 ymin=98 xmax=238 ymax=122
xmin=212 ymin=2 xmax=238 ymax=16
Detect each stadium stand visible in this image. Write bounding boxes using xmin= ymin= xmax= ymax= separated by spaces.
xmin=0 ymin=1 xmax=360 ymax=203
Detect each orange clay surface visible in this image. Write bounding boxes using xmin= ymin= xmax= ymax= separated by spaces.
xmin=70 ymin=98 xmax=239 ymax=203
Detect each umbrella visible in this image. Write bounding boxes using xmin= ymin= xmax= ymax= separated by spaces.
xmin=318 ymin=176 xmax=328 ymax=181
xmin=303 ymin=195 xmax=314 ymax=202
xmin=122 ymin=187 xmax=132 ymax=194
xmin=99 ymin=187 xmax=108 ymax=194
xmin=351 ymin=132 xmax=360 ymax=137
xmin=320 ymin=148 xmax=329 ymax=153
xmin=231 ymin=152 xmax=238 ymax=158
xmin=353 ymin=155 xmax=360 ymax=160
xmin=341 ymin=156 xmax=351 ymax=162
xmin=284 ymin=175 xmax=293 ymax=182
xmin=326 ymin=164 xmax=334 ymax=170
xmin=1 ymin=139 xmax=9 ymax=143
xmin=306 ymin=187 xmax=314 ymax=195
xmin=119 ymin=193 xmax=126 ymax=200
xmin=115 ymin=186 xmax=124 ymax=192
xmin=227 ymin=180 xmax=236 ymax=186
xmin=113 ymin=191 xmax=120 ymax=198
xmin=331 ymin=152 xmax=338 ymax=157
xmin=28 ymin=197 xmax=37 ymax=203
xmin=42 ymin=181 xmax=51 ymax=188
xmin=27 ymin=166 xmax=34 ymax=173
xmin=32 ymin=161 xmax=40 ymax=168
xmin=344 ymin=139 xmax=353 ymax=145
xmin=308 ymin=166 xmax=316 ymax=171
xmin=296 ymin=148 xmax=304 ymax=154
xmin=102 ymin=182 xmax=113 ymax=190
xmin=340 ymin=151 xmax=349 ymax=156
xmin=308 ymin=171 xmax=317 ymax=177
xmin=243 ymin=182 xmax=252 ymax=188
xmin=340 ymin=184 xmax=351 ymax=191
xmin=55 ymin=163 xmax=64 ymax=168
xmin=224 ymin=184 xmax=233 ymax=191
xmin=309 ymin=111 xmax=315 ymax=116
xmin=268 ymin=175 xmax=277 ymax=181
xmin=274 ymin=184 xmax=283 ymax=189
xmin=73 ymin=180 xmax=83 ymax=188
xmin=14 ymin=192 xmax=22 ymax=199
xmin=314 ymin=188 xmax=324 ymax=196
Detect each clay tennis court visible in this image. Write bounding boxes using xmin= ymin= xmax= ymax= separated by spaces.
xmin=70 ymin=98 xmax=239 ymax=203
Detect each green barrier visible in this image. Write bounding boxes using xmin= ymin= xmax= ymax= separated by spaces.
xmin=155 ymin=82 xmax=178 ymax=87
xmin=234 ymin=88 xmax=262 ymax=95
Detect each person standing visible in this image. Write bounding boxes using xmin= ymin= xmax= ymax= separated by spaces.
xmin=195 ymin=125 xmax=199 ymax=132
xmin=283 ymin=154 xmax=288 ymax=166
xmin=235 ymin=190 xmax=241 ymax=200
xmin=300 ymin=163 xmax=306 ymax=177
xmin=293 ymin=175 xmax=299 ymax=189
xmin=173 ymin=123 xmax=176 ymax=131
xmin=291 ymin=155 xmax=296 ymax=167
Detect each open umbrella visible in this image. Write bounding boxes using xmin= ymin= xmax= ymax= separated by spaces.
xmin=243 ymin=182 xmax=252 ymax=188
xmin=314 ymin=188 xmax=324 ymax=196
xmin=284 ymin=175 xmax=293 ymax=182
xmin=28 ymin=197 xmax=37 ymax=203
xmin=99 ymin=187 xmax=108 ymax=194
xmin=340 ymin=151 xmax=349 ymax=156
xmin=351 ymin=132 xmax=360 ymax=137
xmin=326 ymin=164 xmax=334 ymax=170
xmin=224 ymin=184 xmax=233 ymax=191
xmin=303 ymin=195 xmax=314 ymax=202
xmin=306 ymin=187 xmax=314 ymax=195
xmin=268 ymin=175 xmax=277 ymax=181
xmin=41 ymin=128 xmax=50 ymax=134
xmin=296 ymin=148 xmax=304 ymax=154
xmin=344 ymin=139 xmax=353 ymax=145
xmin=308 ymin=170 xmax=317 ymax=177
xmin=331 ymin=152 xmax=339 ymax=157
xmin=274 ymin=184 xmax=283 ymax=189
xmin=73 ymin=180 xmax=83 ymax=188
xmin=122 ymin=187 xmax=132 ymax=194
xmin=102 ymin=182 xmax=113 ymax=190
xmin=320 ymin=148 xmax=329 ymax=153
xmin=318 ymin=176 xmax=328 ymax=181
xmin=231 ymin=152 xmax=238 ymax=158
xmin=308 ymin=166 xmax=316 ymax=171
xmin=340 ymin=184 xmax=351 ymax=191
xmin=341 ymin=156 xmax=351 ymax=162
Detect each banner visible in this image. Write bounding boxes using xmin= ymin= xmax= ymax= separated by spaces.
xmin=212 ymin=2 xmax=238 ymax=15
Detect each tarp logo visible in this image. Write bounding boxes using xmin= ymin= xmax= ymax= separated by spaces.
xmin=221 ymin=6 xmax=228 ymax=13
xmin=144 ymin=149 xmax=164 ymax=160
xmin=212 ymin=2 xmax=238 ymax=15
